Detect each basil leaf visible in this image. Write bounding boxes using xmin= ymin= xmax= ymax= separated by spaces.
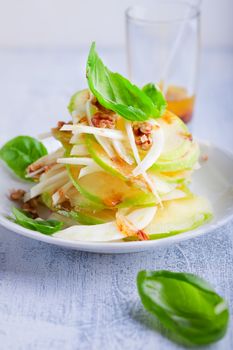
xmin=0 ymin=136 xmax=47 ymax=180
xmin=12 ymin=207 xmax=63 ymax=235
xmin=137 ymin=270 xmax=229 ymax=346
xmin=142 ymin=83 xmax=167 ymax=115
xmin=86 ymin=42 xmax=163 ymax=121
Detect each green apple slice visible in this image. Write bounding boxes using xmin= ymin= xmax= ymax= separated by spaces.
xmin=67 ymin=164 xmax=189 ymax=208
xmin=85 ymin=114 xmax=196 ymax=180
xmin=67 ymin=166 xmax=157 ymax=208
xmin=66 ymin=187 xmax=105 ymax=210
xmin=57 ymin=209 xmax=115 ymax=225
xmin=151 ymin=141 xmax=200 ymax=172
xmin=41 ymin=190 xmax=115 ymax=225
xmin=85 ymin=134 xmax=193 ymax=185
xmin=53 ymin=195 xmax=212 ymax=242
xmin=157 ymin=111 xmax=192 ymax=161
xmin=85 ymin=134 xmax=134 ymax=180
xmin=150 ymin=169 xmax=193 ymax=184
xmin=54 ymin=207 xmax=156 ymax=242
xmin=51 ymin=127 xmax=72 ymax=152
xmin=68 ymin=89 xmax=90 ymax=116
xmin=85 ymin=100 xmax=192 ymax=165
xmin=146 ymin=195 xmax=212 ymax=239
xmin=49 ymin=210 xmax=113 ymax=228
xmin=86 ymin=132 xmax=198 ymax=177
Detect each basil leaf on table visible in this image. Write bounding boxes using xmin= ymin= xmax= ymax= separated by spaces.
xmin=137 ymin=270 xmax=229 ymax=346
xmin=142 ymin=83 xmax=167 ymax=116
xmin=12 ymin=207 xmax=63 ymax=235
xmin=86 ymin=42 xmax=165 ymax=121
xmin=0 ymin=136 xmax=47 ymax=180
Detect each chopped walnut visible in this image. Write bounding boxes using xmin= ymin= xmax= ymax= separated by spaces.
xmin=10 ymin=189 xmax=40 ymax=218
xmin=91 ymin=95 xmax=97 ymax=104
xmin=22 ymin=198 xmax=39 ymax=218
xmin=10 ymin=189 xmax=26 ymax=201
xmin=57 ymin=121 xmax=66 ymax=129
xmin=91 ymin=112 xmax=117 ymax=129
xmin=140 ymin=134 xmax=148 ymax=143
xmin=59 ymin=200 xmax=72 ymax=211
xmin=133 ymin=122 xmax=153 ymax=136
xmin=27 ymin=163 xmax=42 ymax=173
xmin=79 ymin=117 xmax=88 ymax=125
xmin=44 ymin=165 xmax=55 ymax=173
xmin=201 ymin=154 xmax=209 ymax=162
xmin=135 ymin=135 xmax=153 ymax=151
xmin=133 ymin=122 xmax=153 ymax=150
xmin=26 ymin=164 xmax=55 ymax=181
xmin=57 ymin=121 xmax=73 ymax=129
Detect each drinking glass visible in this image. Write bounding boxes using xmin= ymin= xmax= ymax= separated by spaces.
xmin=126 ymin=0 xmax=201 ymax=123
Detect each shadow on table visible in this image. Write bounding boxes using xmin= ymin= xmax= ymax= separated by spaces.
xmin=128 ymin=302 xmax=211 ymax=349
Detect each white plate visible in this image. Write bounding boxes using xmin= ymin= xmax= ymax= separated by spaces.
xmin=0 ymin=141 xmax=233 ymax=254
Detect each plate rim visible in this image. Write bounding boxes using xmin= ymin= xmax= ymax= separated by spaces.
xmin=0 ymin=140 xmax=233 ymax=252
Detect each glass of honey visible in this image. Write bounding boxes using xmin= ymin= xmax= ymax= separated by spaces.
xmin=126 ymin=0 xmax=200 ymax=124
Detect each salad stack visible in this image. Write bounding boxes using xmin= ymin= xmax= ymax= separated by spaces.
xmin=1 ymin=43 xmax=212 ymax=242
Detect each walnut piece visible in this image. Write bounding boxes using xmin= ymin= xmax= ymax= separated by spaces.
xmin=22 ymin=198 xmax=39 ymax=218
xmin=57 ymin=121 xmax=66 ymax=129
xmin=91 ymin=112 xmax=117 ymax=129
xmin=201 ymin=154 xmax=209 ymax=162
xmin=10 ymin=190 xmax=40 ymax=218
xmin=133 ymin=122 xmax=153 ymax=136
xmin=27 ymin=163 xmax=42 ymax=173
xmin=133 ymin=122 xmax=153 ymax=150
xmin=57 ymin=120 xmax=72 ymax=129
xmin=10 ymin=189 xmax=26 ymax=201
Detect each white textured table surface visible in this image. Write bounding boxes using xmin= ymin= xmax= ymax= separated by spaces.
xmin=0 ymin=48 xmax=233 ymax=350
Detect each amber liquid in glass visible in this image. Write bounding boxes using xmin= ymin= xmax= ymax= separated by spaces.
xmin=164 ymin=85 xmax=195 ymax=123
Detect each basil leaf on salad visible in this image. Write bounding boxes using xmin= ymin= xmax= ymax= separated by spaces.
xmin=137 ymin=270 xmax=229 ymax=346
xmin=86 ymin=42 xmax=165 ymax=121
xmin=0 ymin=136 xmax=47 ymax=180
xmin=142 ymin=83 xmax=167 ymax=116
xmin=12 ymin=207 xmax=63 ymax=234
